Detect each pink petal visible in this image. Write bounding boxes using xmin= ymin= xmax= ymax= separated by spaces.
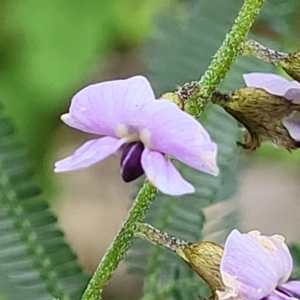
xmin=218 ymin=230 xmax=293 ymax=300
xmin=280 ymin=281 xmax=300 ymax=298
xmin=55 ymin=137 xmax=126 ymax=172
xmin=283 ymin=112 xmax=300 ymax=141
xmin=243 ymin=73 xmax=300 ymax=101
xmin=63 ymin=76 xmax=156 ymax=136
xmin=141 ymin=148 xmax=195 ymax=196
xmin=138 ymin=100 xmax=219 ymax=176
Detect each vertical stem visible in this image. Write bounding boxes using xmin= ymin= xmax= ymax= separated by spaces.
xmin=187 ymin=0 xmax=266 ymax=115
xmin=80 ymin=1 xmax=266 ymax=299
xmin=81 ymin=182 xmax=157 ymax=300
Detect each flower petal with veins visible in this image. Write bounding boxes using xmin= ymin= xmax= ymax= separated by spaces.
xmin=63 ymin=76 xmax=155 ymax=137
xmin=243 ymin=73 xmax=300 ymax=102
xmin=55 ymin=75 xmax=219 ymax=195
xmin=219 ymin=230 xmax=293 ymax=300
xmin=138 ymin=100 xmax=219 ymax=175
xmin=141 ymin=148 xmax=194 ymax=196
xmin=55 ymin=137 xmax=126 ymax=172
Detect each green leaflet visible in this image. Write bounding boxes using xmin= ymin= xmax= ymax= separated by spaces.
xmin=0 ymin=103 xmax=88 ymax=299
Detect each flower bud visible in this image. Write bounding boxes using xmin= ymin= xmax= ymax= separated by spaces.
xmin=212 ymin=84 xmax=300 ymax=151
xmin=176 ymin=242 xmax=225 ymax=297
xmin=136 ymin=223 xmax=224 ymax=299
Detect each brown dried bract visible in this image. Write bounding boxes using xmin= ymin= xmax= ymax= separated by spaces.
xmin=212 ymin=88 xmax=300 ymax=151
xmin=176 ymin=241 xmax=224 ymax=300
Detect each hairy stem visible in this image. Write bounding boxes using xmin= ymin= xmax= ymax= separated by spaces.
xmin=80 ymin=1 xmax=266 ymax=299
xmin=81 ymin=182 xmax=157 ymax=300
xmin=187 ymin=0 xmax=266 ymax=115
xmin=243 ymin=39 xmax=289 ymax=64
xmin=243 ymin=39 xmax=300 ymax=82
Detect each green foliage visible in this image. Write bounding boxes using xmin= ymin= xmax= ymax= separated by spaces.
xmin=0 ymin=103 xmax=88 ymax=299
xmin=257 ymin=0 xmax=300 ymax=36
xmin=0 ymin=0 xmax=160 ymax=178
xmin=289 ymin=244 xmax=300 ymax=280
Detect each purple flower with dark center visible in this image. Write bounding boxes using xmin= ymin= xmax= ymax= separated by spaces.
xmin=217 ymin=229 xmax=300 ymax=300
xmin=54 ymin=76 xmax=218 ymax=196
xmin=244 ymin=72 xmax=300 ymax=143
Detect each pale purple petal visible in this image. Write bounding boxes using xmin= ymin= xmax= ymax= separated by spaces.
xmin=243 ymin=73 xmax=300 ymax=102
xmin=141 ymin=148 xmax=195 ymax=196
xmin=137 ymin=100 xmax=219 ymax=176
xmin=280 ymin=281 xmax=300 ymax=298
xmin=283 ymin=112 xmax=300 ymax=141
xmin=55 ymin=137 xmax=126 ymax=172
xmin=219 ymin=230 xmax=293 ymax=300
xmin=264 ymin=290 xmax=297 ymax=300
xmin=63 ymin=76 xmax=155 ymax=136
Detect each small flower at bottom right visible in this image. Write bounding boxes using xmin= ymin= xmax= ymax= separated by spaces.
xmin=218 ymin=229 xmax=300 ymax=300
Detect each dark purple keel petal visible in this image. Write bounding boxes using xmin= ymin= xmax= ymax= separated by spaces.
xmin=121 ymin=142 xmax=145 ymax=182
xmin=279 ymin=281 xmax=300 ymax=299
xmin=263 ymin=289 xmax=296 ymax=300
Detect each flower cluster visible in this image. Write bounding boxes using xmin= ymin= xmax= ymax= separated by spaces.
xmin=55 ymin=70 xmax=300 ymax=300
xmin=55 ymin=76 xmax=218 ymax=196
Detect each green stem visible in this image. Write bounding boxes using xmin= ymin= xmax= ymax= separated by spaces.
xmin=243 ymin=39 xmax=300 ymax=82
xmin=80 ymin=1 xmax=266 ymax=299
xmin=187 ymin=0 xmax=265 ymax=115
xmin=243 ymin=39 xmax=289 ymax=64
xmin=81 ymin=182 xmax=157 ymax=300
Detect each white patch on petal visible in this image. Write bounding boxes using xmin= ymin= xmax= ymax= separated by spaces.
xmin=139 ymin=128 xmax=152 ymax=148
xmin=248 ymin=230 xmax=277 ymax=252
xmin=61 ymin=113 xmax=86 ymax=129
xmin=201 ymin=151 xmax=219 ymax=175
xmin=195 ymin=128 xmax=205 ymax=143
xmin=116 ymin=124 xmax=130 ymax=138
xmin=115 ymin=123 xmax=139 ymax=142
xmin=217 ymin=272 xmax=242 ymax=300
xmin=61 ymin=113 xmax=71 ymax=122
xmin=272 ymin=234 xmax=289 ymax=252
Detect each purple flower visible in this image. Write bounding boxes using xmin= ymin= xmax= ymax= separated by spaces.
xmin=244 ymin=72 xmax=300 ymax=142
xmin=54 ymin=76 xmax=218 ymax=196
xmin=218 ymin=229 xmax=300 ymax=300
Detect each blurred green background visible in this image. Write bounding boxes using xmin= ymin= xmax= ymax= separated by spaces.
xmin=0 ymin=0 xmax=166 ymax=187
xmin=1 ymin=0 xmax=300 ymax=299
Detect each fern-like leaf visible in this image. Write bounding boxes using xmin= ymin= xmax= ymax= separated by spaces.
xmin=0 ymin=104 xmax=88 ymax=300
